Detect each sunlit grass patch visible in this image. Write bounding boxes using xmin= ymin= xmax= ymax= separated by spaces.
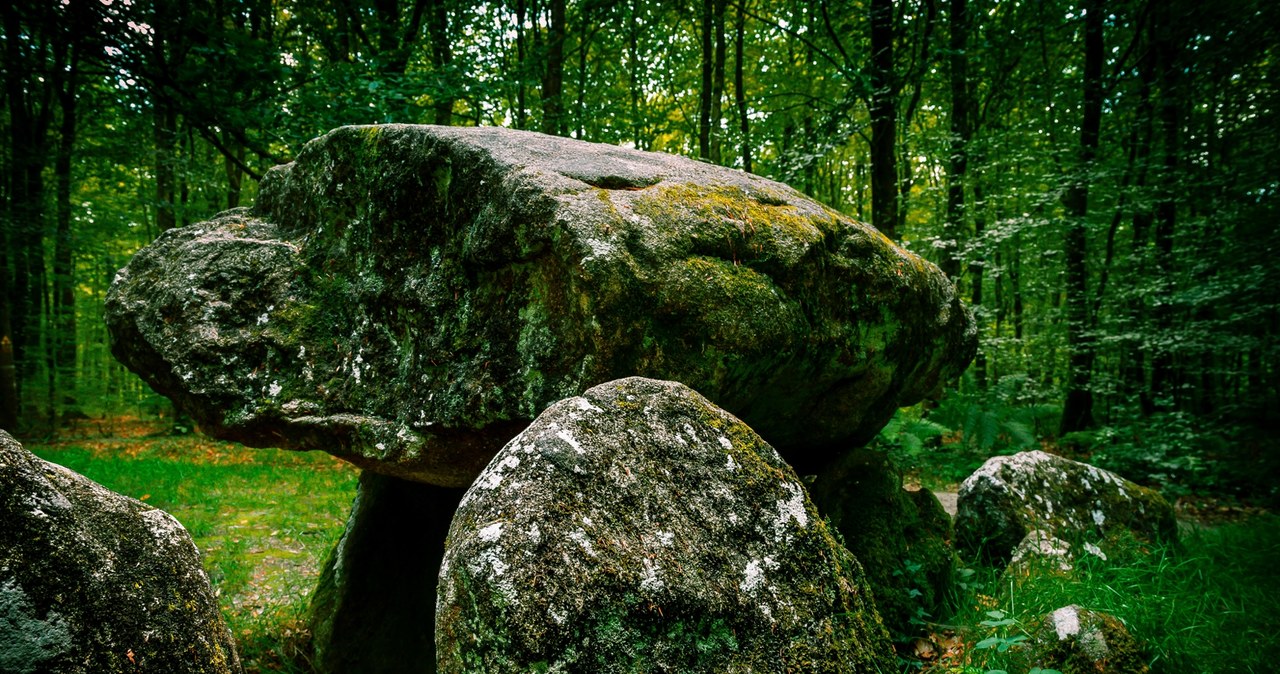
xmin=30 ymin=435 xmax=359 ymax=673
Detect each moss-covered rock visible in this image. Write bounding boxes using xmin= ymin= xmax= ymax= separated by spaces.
xmin=436 ymin=377 xmax=896 ymax=673
xmin=954 ymin=451 xmax=1177 ymax=564
xmin=106 ymin=125 xmax=974 ymax=486
xmin=0 ymin=430 xmax=241 ymax=674
xmin=808 ymin=447 xmax=956 ymax=639
xmin=1015 ymin=605 xmax=1150 ymax=674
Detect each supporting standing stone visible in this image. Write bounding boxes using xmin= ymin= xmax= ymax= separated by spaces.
xmin=437 ymin=378 xmax=896 ymax=673
xmin=309 ymin=473 xmax=464 ymax=674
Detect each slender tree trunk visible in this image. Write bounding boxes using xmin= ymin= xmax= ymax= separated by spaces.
xmin=1059 ymin=0 xmax=1103 ymax=435
xmin=1151 ymin=3 xmax=1180 ymax=409
xmin=698 ymin=0 xmax=714 ymax=159
xmin=224 ymin=132 xmax=245 ymax=209
xmin=869 ymin=0 xmax=898 ymax=239
xmin=734 ymin=0 xmax=751 ymax=173
xmin=428 ymin=0 xmax=454 ymax=125
xmin=154 ymin=103 xmax=179 ymax=231
xmin=54 ymin=56 xmax=79 ymax=418
xmin=710 ymin=0 xmax=726 ymax=163
xmin=541 ymin=0 xmax=566 ymax=135
xmin=941 ymin=0 xmax=969 ymax=281
xmin=514 ymin=0 xmax=529 ymax=129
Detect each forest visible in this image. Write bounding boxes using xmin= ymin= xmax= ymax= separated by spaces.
xmin=2 ymin=0 xmax=1278 ymax=497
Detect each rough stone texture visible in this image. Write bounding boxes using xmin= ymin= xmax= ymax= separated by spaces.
xmin=436 ymin=377 xmax=896 ymax=673
xmin=106 ymin=124 xmax=975 ymax=487
xmin=808 ymin=447 xmax=955 ymax=639
xmin=955 ymin=451 xmax=1177 ymax=564
xmin=308 ymin=472 xmax=463 ymax=674
xmin=1017 ymin=605 xmax=1149 ymax=674
xmin=0 ymin=430 xmax=241 ymax=674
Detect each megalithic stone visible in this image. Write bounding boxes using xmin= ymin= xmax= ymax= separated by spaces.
xmin=106 ymin=125 xmax=974 ymax=487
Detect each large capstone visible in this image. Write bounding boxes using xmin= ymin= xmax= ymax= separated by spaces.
xmin=954 ymin=450 xmax=1177 ymax=564
xmin=106 ymin=124 xmax=975 ymax=486
xmin=0 ymin=430 xmax=241 ymax=674
xmin=435 ymin=377 xmax=896 ymax=673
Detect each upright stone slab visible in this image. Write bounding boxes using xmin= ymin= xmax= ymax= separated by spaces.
xmin=0 ymin=430 xmax=241 ymax=674
xmin=308 ymin=473 xmax=464 ymax=674
xmin=808 ymin=447 xmax=956 ymax=638
xmin=436 ymin=378 xmax=896 ymax=673
xmin=955 ymin=450 xmax=1177 ymax=563
xmin=106 ymin=124 xmax=975 ymax=486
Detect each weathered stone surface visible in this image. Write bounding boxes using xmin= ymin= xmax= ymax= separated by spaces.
xmin=809 ymin=446 xmax=955 ymax=639
xmin=308 ymin=472 xmax=463 ymax=674
xmin=1019 ymin=605 xmax=1149 ymax=674
xmin=106 ymin=124 xmax=975 ymax=486
xmin=436 ymin=377 xmax=896 ymax=673
xmin=0 ymin=430 xmax=241 ymax=674
xmin=955 ymin=451 xmax=1177 ymax=563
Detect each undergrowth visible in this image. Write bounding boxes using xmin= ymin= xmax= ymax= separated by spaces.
xmin=918 ymin=516 xmax=1280 ymax=674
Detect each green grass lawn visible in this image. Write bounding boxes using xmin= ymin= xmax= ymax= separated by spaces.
xmin=29 ymin=432 xmax=359 ymax=673
xmin=27 ymin=430 xmax=1279 ymax=674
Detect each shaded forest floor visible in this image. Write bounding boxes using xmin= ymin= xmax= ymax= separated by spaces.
xmin=25 ymin=420 xmax=1280 ymax=673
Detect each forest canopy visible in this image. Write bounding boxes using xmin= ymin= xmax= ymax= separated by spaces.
xmin=2 ymin=0 xmax=1276 ymax=499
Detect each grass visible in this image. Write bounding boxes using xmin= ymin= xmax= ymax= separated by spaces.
xmin=918 ymin=517 xmax=1280 ymax=674
xmin=28 ymin=429 xmax=359 ymax=673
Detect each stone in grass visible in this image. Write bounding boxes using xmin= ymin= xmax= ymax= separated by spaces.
xmin=954 ymin=451 xmax=1177 ymax=564
xmin=1018 ymin=605 xmax=1149 ymax=674
xmin=0 ymin=430 xmax=241 ymax=674
xmin=808 ymin=446 xmax=955 ymax=639
xmin=106 ymin=124 xmax=975 ymax=487
xmin=436 ymin=377 xmax=896 ymax=673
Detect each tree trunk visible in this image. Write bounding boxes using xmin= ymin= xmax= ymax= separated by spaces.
xmin=710 ymin=0 xmax=727 ymax=163
xmin=734 ymin=0 xmax=751 ymax=173
xmin=698 ymin=0 xmax=714 ymax=159
xmin=428 ymin=0 xmax=454 ymax=125
xmin=869 ymin=0 xmax=898 ymax=239
xmin=541 ymin=0 xmax=567 ymax=136
xmin=154 ymin=103 xmax=179 ymax=231
xmin=1059 ymin=0 xmax=1103 ymax=435
xmin=1151 ymin=2 xmax=1180 ymax=409
xmin=940 ymin=0 xmax=969 ymax=281
xmin=54 ymin=54 xmax=79 ymax=418
xmin=515 ymin=0 xmax=529 ymax=129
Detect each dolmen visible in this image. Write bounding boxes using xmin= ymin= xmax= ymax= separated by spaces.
xmin=106 ymin=125 xmax=976 ymax=671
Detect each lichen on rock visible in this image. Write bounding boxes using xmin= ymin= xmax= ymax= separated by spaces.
xmin=0 ymin=430 xmax=241 ymax=674
xmin=435 ymin=377 xmax=896 ymax=673
xmin=954 ymin=450 xmax=1177 ymax=564
xmin=106 ymin=124 xmax=975 ymax=486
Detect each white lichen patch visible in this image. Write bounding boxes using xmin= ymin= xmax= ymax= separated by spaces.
xmin=141 ymin=508 xmax=192 ymax=551
xmin=568 ymin=528 xmax=596 ymax=556
xmin=718 ymin=436 xmax=732 ymax=451
xmin=1092 ymin=509 xmax=1106 ymax=526
xmin=1052 ymin=605 xmax=1082 ymax=640
xmin=555 ymin=429 xmax=585 ymax=455
xmin=478 ymin=522 xmax=504 ymax=543
xmin=740 ymin=559 xmax=766 ymax=593
xmin=773 ymin=481 xmax=809 ymax=539
xmin=725 ymin=454 xmax=737 ymax=471
xmin=1082 ymin=541 xmax=1107 ymax=560
xmin=639 ymin=558 xmax=664 ymax=593
xmin=267 ymin=380 xmax=283 ymax=397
